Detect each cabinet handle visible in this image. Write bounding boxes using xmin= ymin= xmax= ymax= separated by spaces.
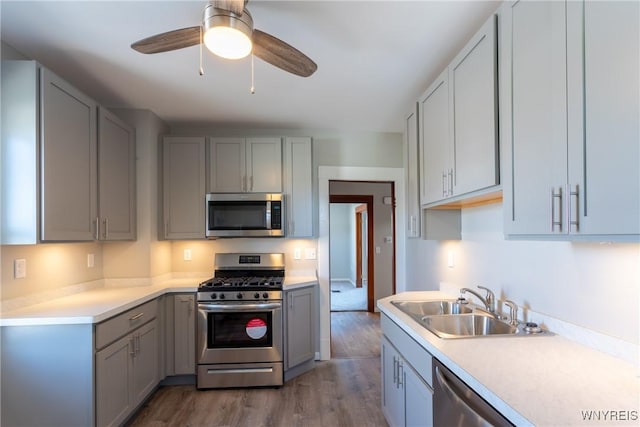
xmin=550 ymin=187 xmax=563 ymax=232
xmin=442 ymin=171 xmax=447 ymax=197
xmin=95 ymin=217 xmax=100 ymax=240
xmin=448 ymin=168 xmax=454 ymax=196
xmin=569 ymin=184 xmax=579 ymax=232
xmin=397 ymin=360 xmax=404 ymax=388
xmin=129 ymin=337 xmax=136 ymax=357
xmin=392 ymin=356 xmax=398 ymax=385
xmin=129 ymin=312 xmax=144 ymax=321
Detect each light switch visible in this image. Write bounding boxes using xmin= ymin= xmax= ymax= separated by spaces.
xmin=87 ymin=253 xmax=95 ymax=268
xmin=184 ymin=249 xmax=192 ymax=261
xmin=447 ymin=251 xmax=455 ymax=268
xmin=375 ymin=246 xmax=381 ymax=255
xmin=294 ymin=248 xmax=301 ymax=260
xmin=14 ymin=259 xmax=26 ymax=279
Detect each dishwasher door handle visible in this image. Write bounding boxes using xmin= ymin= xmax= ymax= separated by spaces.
xmin=434 ymin=365 xmax=495 ymax=427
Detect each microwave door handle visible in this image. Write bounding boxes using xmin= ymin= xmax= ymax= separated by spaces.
xmin=266 ymin=201 xmax=272 ymax=230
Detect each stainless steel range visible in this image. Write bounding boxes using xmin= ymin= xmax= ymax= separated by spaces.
xmin=196 ymin=253 xmax=284 ymax=389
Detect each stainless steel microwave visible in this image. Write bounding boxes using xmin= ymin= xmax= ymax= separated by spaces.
xmin=205 ymin=193 xmax=284 ymax=238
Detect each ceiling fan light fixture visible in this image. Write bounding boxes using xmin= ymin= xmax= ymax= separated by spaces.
xmin=203 ymin=6 xmax=253 ymax=60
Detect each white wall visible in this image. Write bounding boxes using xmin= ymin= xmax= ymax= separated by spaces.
xmin=329 ymin=204 xmax=355 ymax=281
xmin=405 ymin=203 xmax=640 ymax=345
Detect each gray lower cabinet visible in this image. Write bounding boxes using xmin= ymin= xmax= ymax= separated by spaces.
xmin=95 ymin=300 xmax=159 ymax=427
xmin=164 ymin=294 xmax=196 ymax=375
xmin=284 ymin=284 xmax=317 ymax=380
xmin=381 ymin=315 xmax=433 ymax=427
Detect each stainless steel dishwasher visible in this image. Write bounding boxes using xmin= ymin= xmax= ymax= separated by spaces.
xmin=433 ymin=359 xmax=513 ymax=427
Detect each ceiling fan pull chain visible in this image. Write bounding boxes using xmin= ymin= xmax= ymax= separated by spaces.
xmin=250 ymin=53 xmax=255 ymax=94
xmin=199 ymin=26 xmax=204 ymax=76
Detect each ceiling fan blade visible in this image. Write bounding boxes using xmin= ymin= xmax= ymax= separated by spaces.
xmin=252 ymin=29 xmax=317 ymax=77
xmin=213 ymin=0 xmax=247 ymax=15
xmin=131 ymin=26 xmax=201 ymax=54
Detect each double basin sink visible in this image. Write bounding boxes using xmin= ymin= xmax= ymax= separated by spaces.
xmin=391 ymin=300 xmax=521 ymax=339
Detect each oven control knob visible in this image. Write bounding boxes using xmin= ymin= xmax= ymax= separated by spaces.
xmin=262 ymin=292 xmax=269 ymax=299
xmin=236 ymin=293 xmax=243 ymax=299
xmin=219 ymin=294 xmax=225 ymax=300
xmin=254 ymin=293 xmax=260 ymax=299
xmin=211 ymin=293 xmax=217 ymax=300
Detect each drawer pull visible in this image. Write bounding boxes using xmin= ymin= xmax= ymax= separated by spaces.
xmin=129 ymin=312 xmax=144 ymax=321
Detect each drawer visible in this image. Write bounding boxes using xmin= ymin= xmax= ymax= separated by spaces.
xmin=382 ymin=314 xmax=433 ymax=386
xmin=95 ymin=299 xmax=158 ymax=350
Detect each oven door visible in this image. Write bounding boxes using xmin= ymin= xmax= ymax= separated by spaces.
xmin=197 ymin=301 xmax=283 ymax=365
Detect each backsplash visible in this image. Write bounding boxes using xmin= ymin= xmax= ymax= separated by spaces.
xmin=405 ymin=203 xmax=640 ymax=348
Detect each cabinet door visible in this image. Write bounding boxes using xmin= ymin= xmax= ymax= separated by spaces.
xmin=567 ymin=0 xmax=640 ymax=235
xmin=286 ymin=286 xmax=315 ymax=369
xmin=450 ymin=14 xmax=499 ymax=197
xmin=96 ymin=335 xmax=132 ymax=427
xmin=284 ymin=137 xmax=313 ymax=237
xmin=209 ymin=137 xmax=245 ymax=192
xmin=419 ymin=70 xmax=450 ymax=205
xmin=405 ymin=106 xmax=421 ymax=238
xmin=131 ymin=320 xmax=159 ymax=408
xmin=381 ymin=336 xmax=404 ymax=427
xmin=98 ymin=108 xmax=136 ymax=240
xmin=404 ymin=362 xmax=433 ymax=427
xmin=174 ymin=294 xmax=196 ymax=375
xmin=501 ymin=0 xmax=568 ymax=235
xmin=40 ymin=68 xmax=97 ymax=241
xmin=162 ymin=136 xmax=206 ymax=239
xmin=246 ymin=137 xmax=282 ymax=193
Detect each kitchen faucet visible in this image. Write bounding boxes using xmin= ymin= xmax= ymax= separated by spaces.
xmin=459 ymin=285 xmax=496 ymax=314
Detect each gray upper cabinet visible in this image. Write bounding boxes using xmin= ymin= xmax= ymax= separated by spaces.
xmin=449 ymin=14 xmax=499 ymax=197
xmin=501 ymin=0 xmax=639 ymax=238
xmin=404 ymin=105 xmax=421 ymax=238
xmin=419 ymin=70 xmax=450 ymax=206
xmin=283 ymin=137 xmax=313 ymax=237
xmin=40 ymin=67 xmax=98 ymax=241
xmin=1 ymin=60 xmax=137 ymax=244
xmin=209 ymin=137 xmax=282 ymax=193
xmin=162 ymin=136 xmax=206 ymax=239
xmin=98 ymin=108 xmax=136 ymax=240
xmin=419 ymin=14 xmax=499 ymax=207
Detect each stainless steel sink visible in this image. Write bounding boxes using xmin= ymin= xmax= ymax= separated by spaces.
xmin=391 ymin=300 xmax=473 ymax=319
xmin=420 ymin=313 xmax=518 ymax=339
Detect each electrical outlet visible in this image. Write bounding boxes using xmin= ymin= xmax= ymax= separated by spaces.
xmin=184 ymin=249 xmax=192 ymax=261
xmin=87 ymin=253 xmax=95 ymax=268
xmin=294 ymin=248 xmax=301 ymax=260
xmin=14 ymin=259 xmax=26 ymax=279
xmin=304 ymin=248 xmax=316 ymax=260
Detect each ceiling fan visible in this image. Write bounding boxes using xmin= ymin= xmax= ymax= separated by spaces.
xmin=131 ymin=0 xmax=317 ymax=77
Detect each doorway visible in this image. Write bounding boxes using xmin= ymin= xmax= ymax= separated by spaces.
xmin=329 ymin=197 xmax=373 ymax=312
xmin=318 ymin=166 xmax=406 ymax=361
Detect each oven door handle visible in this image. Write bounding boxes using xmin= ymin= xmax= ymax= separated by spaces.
xmin=198 ymin=302 xmax=282 ymax=311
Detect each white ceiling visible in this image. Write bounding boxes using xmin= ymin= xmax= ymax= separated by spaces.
xmin=1 ymin=0 xmax=500 ymax=133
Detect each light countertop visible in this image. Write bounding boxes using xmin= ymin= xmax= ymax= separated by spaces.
xmin=0 ymin=275 xmax=317 ymax=327
xmin=378 ymin=291 xmax=640 ymax=426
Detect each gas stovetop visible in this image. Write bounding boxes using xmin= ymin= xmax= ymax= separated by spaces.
xmin=197 ymin=253 xmax=285 ymax=302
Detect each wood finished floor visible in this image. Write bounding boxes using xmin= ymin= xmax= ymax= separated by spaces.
xmin=128 ymin=312 xmax=386 ymax=427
